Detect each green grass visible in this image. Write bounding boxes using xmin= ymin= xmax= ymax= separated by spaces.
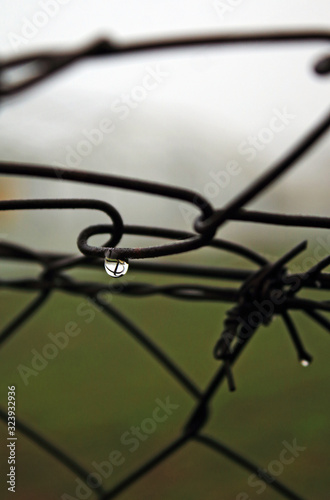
xmin=0 ymin=264 xmax=329 ymax=500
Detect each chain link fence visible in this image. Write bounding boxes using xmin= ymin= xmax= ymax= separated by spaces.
xmin=0 ymin=30 xmax=329 ymax=499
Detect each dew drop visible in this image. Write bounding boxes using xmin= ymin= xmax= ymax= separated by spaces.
xmin=300 ymin=359 xmax=310 ymax=367
xmin=104 ymin=258 xmax=129 ymax=278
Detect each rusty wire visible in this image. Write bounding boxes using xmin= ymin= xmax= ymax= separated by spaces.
xmin=0 ymin=30 xmax=329 ymax=499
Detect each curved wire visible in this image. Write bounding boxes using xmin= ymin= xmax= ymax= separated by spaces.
xmin=0 ymin=30 xmax=329 ymax=96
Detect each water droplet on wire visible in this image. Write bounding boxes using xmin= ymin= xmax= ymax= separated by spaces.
xmin=104 ymin=258 xmax=129 ymax=278
xmin=300 ymin=359 xmax=310 ymax=367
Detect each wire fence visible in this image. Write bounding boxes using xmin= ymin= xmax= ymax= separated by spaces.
xmin=0 ymin=30 xmax=330 ymax=499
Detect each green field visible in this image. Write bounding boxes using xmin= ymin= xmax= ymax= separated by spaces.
xmin=0 ymin=261 xmax=329 ymax=500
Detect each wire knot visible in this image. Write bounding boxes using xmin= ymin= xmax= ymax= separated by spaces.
xmin=213 ymin=241 xmax=330 ymax=391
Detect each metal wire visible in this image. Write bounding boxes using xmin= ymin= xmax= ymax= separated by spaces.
xmin=0 ymin=29 xmax=329 ymax=499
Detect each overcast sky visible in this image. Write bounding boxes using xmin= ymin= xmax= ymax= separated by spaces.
xmin=0 ymin=1 xmax=329 ymax=252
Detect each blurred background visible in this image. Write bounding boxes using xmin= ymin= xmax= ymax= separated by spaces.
xmin=0 ymin=1 xmax=329 ymax=499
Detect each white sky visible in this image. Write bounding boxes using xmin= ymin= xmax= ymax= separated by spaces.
xmin=0 ymin=1 xmax=329 ymax=252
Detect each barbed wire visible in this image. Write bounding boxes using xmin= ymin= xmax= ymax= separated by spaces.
xmin=0 ymin=29 xmax=329 ymax=499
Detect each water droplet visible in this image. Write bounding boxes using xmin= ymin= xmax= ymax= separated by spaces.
xmin=300 ymin=359 xmax=310 ymax=367
xmin=104 ymin=258 xmax=129 ymax=278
